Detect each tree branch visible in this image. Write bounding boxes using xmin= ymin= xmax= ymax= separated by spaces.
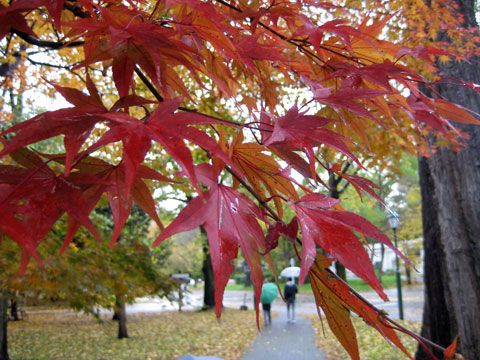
xmin=224 ymin=165 xmax=282 ymax=223
xmin=0 ymin=49 xmax=23 ymax=77
xmin=212 ymin=0 xmax=372 ymax=70
xmin=11 ymin=28 xmax=84 ymax=49
xmin=64 ymin=2 xmax=91 ymax=18
xmin=133 ymin=66 xmax=272 ymax=131
xmin=134 ymin=66 xmax=163 ymax=102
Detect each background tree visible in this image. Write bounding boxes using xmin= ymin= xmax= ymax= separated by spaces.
xmin=163 ymin=229 xmax=203 ymax=281
xmin=0 ymin=203 xmax=173 ymax=343
xmin=0 ymin=288 xmax=7 ymax=360
xmin=392 ymin=156 xmax=423 ymax=284
xmin=331 ymin=155 xmax=423 ymax=284
xmin=414 ymin=1 xmax=480 ymax=358
xmin=91 ymin=204 xmax=172 ymax=339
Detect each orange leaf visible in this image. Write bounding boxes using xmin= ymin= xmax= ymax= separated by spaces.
xmin=435 ymin=99 xmax=480 ymax=125
xmin=309 ymin=255 xmax=414 ymax=360
xmin=444 ymin=336 xmax=458 ymax=359
xmin=311 ymin=274 xmax=360 ymax=360
xmin=231 ymin=131 xmax=298 ymax=218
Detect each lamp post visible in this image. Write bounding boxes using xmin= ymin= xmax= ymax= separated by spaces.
xmin=388 ymin=213 xmax=404 ymax=320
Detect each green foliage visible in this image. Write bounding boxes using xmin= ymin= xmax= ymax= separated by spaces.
xmin=333 ymin=154 xmax=424 ymax=279
xmin=0 ymin=203 xmax=173 ymax=315
xmin=163 ymin=229 xmax=203 ymax=281
xmin=346 ymin=275 xmax=401 ymax=292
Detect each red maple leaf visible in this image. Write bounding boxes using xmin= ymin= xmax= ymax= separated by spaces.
xmin=86 ymin=97 xmax=240 ymax=197
xmin=0 ymin=149 xmax=101 ymax=274
xmin=0 ymin=77 xmax=107 ymax=175
xmin=0 ymin=1 xmax=43 ymax=40
xmin=67 ymin=5 xmax=197 ymax=97
xmin=291 ymin=193 xmax=409 ymax=300
xmin=323 ymin=61 xmax=420 ymax=92
xmin=57 ymin=155 xmax=171 ymax=248
xmin=154 ymin=183 xmax=266 ymax=323
xmin=264 ymin=104 xmax=364 ymax=172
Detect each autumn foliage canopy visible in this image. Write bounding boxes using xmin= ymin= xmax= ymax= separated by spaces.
xmin=1 ymin=0 xmax=478 ymax=359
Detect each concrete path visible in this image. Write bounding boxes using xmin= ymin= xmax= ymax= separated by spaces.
xmin=222 ymin=285 xmax=424 ymax=321
xmin=241 ymin=311 xmax=325 ymax=360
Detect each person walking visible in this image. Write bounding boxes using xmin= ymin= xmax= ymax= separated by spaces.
xmin=260 ymin=278 xmax=277 ymax=326
xmin=283 ymin=277 xmax=298 ymax=323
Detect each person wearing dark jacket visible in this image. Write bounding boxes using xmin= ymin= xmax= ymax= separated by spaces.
xmin=283 ymin=277 xmax=298 ymax=323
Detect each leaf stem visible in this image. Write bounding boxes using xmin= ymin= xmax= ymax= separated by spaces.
xmin=224 ymin=165 xmax=282 ymax=223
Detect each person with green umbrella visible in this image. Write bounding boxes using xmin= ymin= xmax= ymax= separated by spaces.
xmin=260 ymin=278 xmax=278 ymax=326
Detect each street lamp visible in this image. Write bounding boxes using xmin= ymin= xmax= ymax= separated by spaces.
xmin=388 ymin=213 xmax=404 ymax=320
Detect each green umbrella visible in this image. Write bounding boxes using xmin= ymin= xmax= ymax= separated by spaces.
xmin=260 ymin=282 xmax=278 ymax=304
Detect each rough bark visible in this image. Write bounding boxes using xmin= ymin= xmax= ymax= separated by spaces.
xmin=416 ymin=2 xmax=480 ymax=356
xmin=417 ymin=125 xmax=480 ymax=359
xmin=416 ymin=157 xmax=454 ymax=359
xmin=0 ymin=292 xmax=8 ymax=360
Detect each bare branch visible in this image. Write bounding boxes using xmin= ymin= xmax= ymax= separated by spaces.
xmin=11 ymin=28 xmax=84 ymax=49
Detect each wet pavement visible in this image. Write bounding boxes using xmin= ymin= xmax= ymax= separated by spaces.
xmin=241 ymin=311 xmax=325 ymax=360
xmin=220 ymin=285 xmax=424 ymax=321
xmin=119 ymin=285 xmax=424 ymax=322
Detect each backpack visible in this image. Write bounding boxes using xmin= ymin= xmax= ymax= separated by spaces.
xmin=284 ymin=283 xmax=297 ymax=302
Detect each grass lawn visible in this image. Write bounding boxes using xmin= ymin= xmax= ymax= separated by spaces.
xmin=304 ymin=314 xmax=422 ymax=360
xmin=347 ymin=274 xmax=400 ymax=292
xmin=8 ymin=308 xmax=258 ymax=360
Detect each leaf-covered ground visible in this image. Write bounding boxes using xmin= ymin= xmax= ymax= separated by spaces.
xmin=9 ymin=308 xmax=258 ymax=360
xmin=305 ymin=314 xmax=422 ymax=360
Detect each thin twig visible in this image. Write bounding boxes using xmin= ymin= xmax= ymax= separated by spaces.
xmin=134 ymin=66 xmax=163 ymax=102
xmin=133 ymin=66 xmax=272 ymax=131
xmin=12 ymin=28 xmax=85 ymax=49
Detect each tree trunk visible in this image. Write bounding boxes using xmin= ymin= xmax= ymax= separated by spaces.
xmin=416 ymin=2 xmax=480 ymax=356
xmin=378 ymin=243 xmax=385 ymax=284
xmin=200 ymin=226 xmax=215 ymax=309
xmin=244 ymin=271 xmax=252 ymax=287
xmin=0 ymin=291 xmax=8 ymax=360
xmin=416 ymin=157 xmax=453 ymax=359
xmin=114 ymin=296 xmax=128 ymax=339
xmin=405 ymin=265 xmax=411 ymax=285
xmin=9 ymin=300 xmax=19 ymax=322
xmin=417 ymin=126 xmax=480 ymax=359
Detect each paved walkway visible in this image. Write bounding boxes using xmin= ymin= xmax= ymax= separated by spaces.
xmin=222 ymin=285 xmax=424 ymax=321
xmin=241 ymin=311 xmax=325 ymax=360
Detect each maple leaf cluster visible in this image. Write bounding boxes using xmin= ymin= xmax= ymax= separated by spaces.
xmin=0 ymin=1 xmax=477 ymax=358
